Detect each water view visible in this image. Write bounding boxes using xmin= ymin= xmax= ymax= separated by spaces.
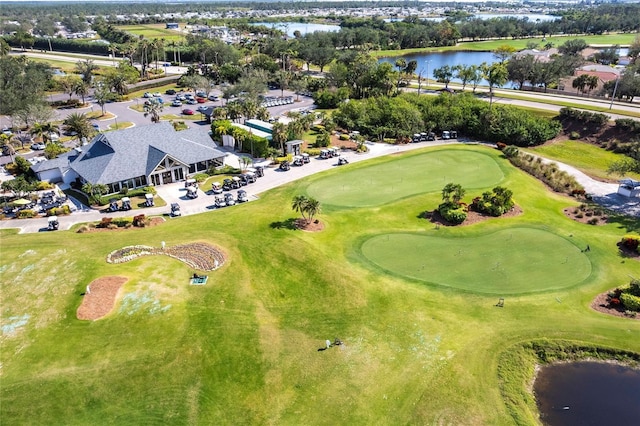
xmin=534 ymin=361 xmax=640 ymax=426
xmin=249 ymin=22 xmax=341 ymax=37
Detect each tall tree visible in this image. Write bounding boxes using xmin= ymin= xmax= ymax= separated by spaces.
xmin=31 ymin=122 xmax=60 ymax=145
xmin=63 ymin=112 xmax=93 ymax=145
xmin=75 ymin=59 xmax=98 ymax=85
xmin=433 ymin=65 xmax=454 ymax=89
xmin=143 ymin=98 xmax=163 ymax=123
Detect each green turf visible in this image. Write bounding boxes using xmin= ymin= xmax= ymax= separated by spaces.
xmin=528 ymin=140 xmax=640 ymax=182
xmin=2 ymin=144 xmax=639 ymax=425
xmin=360 ymin=228 xmax=591 ymax=294
xmin=306 ymin=149 xmax=504 ymax=208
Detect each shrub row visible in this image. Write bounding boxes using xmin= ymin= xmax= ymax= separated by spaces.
xmin=508 ymin=152 xmax=584 ymax=195
xmin=620 ymin=293 xmax=640 ymax=312
xmin=559 ymin=107 xmax=610 ymax=127
xmin=615 ymin=118 xmax=640 ymax=135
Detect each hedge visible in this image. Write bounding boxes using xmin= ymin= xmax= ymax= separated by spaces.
xmin=620 ymin=293 xmax=640 ymax=312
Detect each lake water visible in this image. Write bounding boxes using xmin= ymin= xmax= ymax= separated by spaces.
xmin=534 ymin=361 xmax=640 ymax=426
xmin=249 ymin=22 xmax=341 ymax=37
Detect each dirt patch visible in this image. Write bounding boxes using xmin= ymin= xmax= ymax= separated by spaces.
xmin=590 ymin=289 xmax=639 ymax=321
xmin=77 ymin=276 xmax=128 ymax=320
xmin=77 ymin=217 xmax=165 ymax=233
xmin=423 ymin=205 xmax=523 ymax=227
xmin=563 ymin=206 xmax=609 ymax=226
xmin=294 ymin=218 xmax=325 ymax=232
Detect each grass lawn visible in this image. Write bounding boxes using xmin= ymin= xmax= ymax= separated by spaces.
xmin=360 ymin=228 xmax=591 ymax=294
xmin=306 ymin=148 xmax=504 ymax=208
xmin=2 ymin=144 xmax=639 ymax=425
xmin=527 ymin=140 xmax=640 ymax=182
xmin=116 ymin=24 xmax=186 ymax=42
xmin=105 ymin=121 xmax=134 ymax=131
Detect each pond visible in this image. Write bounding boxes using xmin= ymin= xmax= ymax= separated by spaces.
xmin=249 ymin=22 xmax=341 ymax=37
xmin=534 ymin=361 xmax=640 ymax=426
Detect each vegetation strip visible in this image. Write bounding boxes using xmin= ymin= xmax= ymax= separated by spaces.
xmin=106 ymin=243 xmax=226 ymax=271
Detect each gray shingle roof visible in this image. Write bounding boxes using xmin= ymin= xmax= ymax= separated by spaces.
xmin=69 ymin=123 xmax=224 ymax=185
xmin=31 ymin=150 xmax=78 ymax=173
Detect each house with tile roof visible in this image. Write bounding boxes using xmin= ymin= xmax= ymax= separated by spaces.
xmin=32 ymin=123 xmax=226 ymax=194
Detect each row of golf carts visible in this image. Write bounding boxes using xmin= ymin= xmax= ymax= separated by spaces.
xmin=279 ymin=154 xmax=311 ymax=171
xmin=412 ymin=130 xmax=458 ymax=143
xmin=213 ymin=190 xmax=248 ymax=208
xmin=107 ymin=193 xmax=155 ymax=212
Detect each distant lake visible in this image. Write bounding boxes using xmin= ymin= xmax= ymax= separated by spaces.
xmin=534 ymin=361 xmax=640 ymax=426
xmin=250 ymin=22 xmax=341 ymax=37
xmin=379 ymin=50 xmax=506 ymax=87
xmin=385 ymin=13 xmax=560 ymax=23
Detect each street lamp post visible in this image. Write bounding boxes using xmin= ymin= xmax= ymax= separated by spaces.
xmin=609 ymin=76 xmax=620 ymax=110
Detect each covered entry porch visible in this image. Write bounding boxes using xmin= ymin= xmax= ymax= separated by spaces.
xmin=149 ymin=155 xmax=188 ymax=186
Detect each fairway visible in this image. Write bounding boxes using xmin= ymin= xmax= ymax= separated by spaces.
xmin=306 ymin=149 xmax=504 ymax=207
xmin=360 ymin=228 xmax=591 ymax=294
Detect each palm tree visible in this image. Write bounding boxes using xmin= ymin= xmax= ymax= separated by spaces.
xmin=586 ymin=75 xmax=599 ymax=95
xmin=291 ymin=195 xmax=309 ymax=222
xmin=74 ymin=80 xmax=90 ymax=105
xmin=271 ymin=121 xmax=288 ymax=155
xmin=93 ymin=83 xmax=111 ymax=115
xmin=75 ymin=59 xmax=98 ymax=85
xmin=303 ymin=198 xmax=321 ymax=224
xmin=108 ymin=73 xmax=128 ymax=96
xmin=143 ymin=98 xmax=163 ymax=123
xmin=63 ymin=113 xmax=93 ymax=145
xmin=213 ymin=107 xmax=228 ymax=120
xmin=31 ymin=122 xmax=59 ymax=145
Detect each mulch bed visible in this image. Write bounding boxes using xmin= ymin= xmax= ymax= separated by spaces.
xmin=590 ymin=290 xmax=640 ymax=321
xmin=77 ymin=276 xmax=128 ymax=321
xmin=423 ymin=205 xmax=523 ymax=227
xmin=78 ymin=217 xmax=165 ymax=233
xmin=563 ymin=207 xmax=609 ymax=226
xmin=295 ymin=218 xmax=325 ymax=232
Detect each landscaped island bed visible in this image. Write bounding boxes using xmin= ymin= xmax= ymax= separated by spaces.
xmin=1 ymin=145 xmax=639 ymax=425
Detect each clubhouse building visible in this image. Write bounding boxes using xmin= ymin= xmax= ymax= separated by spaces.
xmin=32 ymin=123 xmax=226 ymax=194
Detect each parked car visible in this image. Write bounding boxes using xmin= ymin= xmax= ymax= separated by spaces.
xmin=152 ymin=92 xmax=162 ymax=97
xmin=182 ymin=109 xmax=195 ymax=115
xmin=208 ymin=94 xmax=219 ymax=101
xmin=224 ymin=193 xmax=236 ymax=206
xmin=31 ymin=142 xmax=46 ymax=150
xmin=171 ymin=203 xmax=181 ymax=217
xmin=143 ymin=92 xmax=153 ymax=98
xmin=171 ymin=100 xmax=182 ymax=107
xmin=196 ymin=97 xmax=206 ymax=103
xmin=176 ymin=93 xmax=186 ymax=101
xmin=166 ymin=89 xmax=177 ymax=95
xmin=237 ymin=190 xmax=248 ymax=203
xmin=186 ymin=99 xmax=197 ymax=105
xmin=195 ymin=90 xmax=207 ymax=98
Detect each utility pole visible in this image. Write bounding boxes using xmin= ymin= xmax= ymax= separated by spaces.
xmin=609 ymin=76 xmax=620 ymax=110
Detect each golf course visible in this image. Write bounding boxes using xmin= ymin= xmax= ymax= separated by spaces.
xmin=1 ymin=144 xmax=639 ymax=425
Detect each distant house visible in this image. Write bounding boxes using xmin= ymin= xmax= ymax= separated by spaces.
xmin=575 ymin=64 xmax=621 ymax=83
xmin=32 ymin=123 xmax=225 ymax=193
xmin=515 ymin=48 xmax=558 ymax=63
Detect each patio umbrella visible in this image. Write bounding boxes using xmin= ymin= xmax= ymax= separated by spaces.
xmin=11 ymin=198 xmax=31 ymax=206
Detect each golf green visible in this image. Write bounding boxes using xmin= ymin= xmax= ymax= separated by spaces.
xmin=360 ymin=228 xmax=591 ymax=294
xmin=306 ymin=149 xmax=504 ymax=207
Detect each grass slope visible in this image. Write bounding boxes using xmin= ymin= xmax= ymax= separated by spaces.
xmin=1 ymin=145 xmax=639 ymax=425
xmin=528 ymin=140 xmax=640 ymax=182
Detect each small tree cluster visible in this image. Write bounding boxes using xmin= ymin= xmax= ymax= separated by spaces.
xmin=438 ymin=183 xmax=467 ymax=225
xmin=291 ymin=195 xmax=321 ymax=225
xmin=472 ymin=186 xmax=514 ymax=217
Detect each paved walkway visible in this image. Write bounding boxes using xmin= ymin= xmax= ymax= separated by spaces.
xmin=2 ymin=140 xmax=639 ymax=234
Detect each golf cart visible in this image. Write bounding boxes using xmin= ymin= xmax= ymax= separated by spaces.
xmin=319 ymin=149 xmax=330 ymax=159
xmin=237 ymin=189 xmax=248 ymax=203
xmin=120 ymin=197 xmax=132 ymax=211
xmin=450 ymin=130 xmax=458 ymax=139
xmin=224 ymin=193 xmax=236 ymax=206
xmin=245 ymin=171 xmax=256 ymax=183
xmin=185 ymin=178 xmax=197 ymax=188
xmin=231 ymin=177 xmax=241 ymax=189
xmin=337 ymin=156 xmax=349 ymax=166
xmin=442 ymin=131 xmax=451 ymax=140
xmin=214 ymin=194 xmax=226 ymax=208
xmin=108 ymin=198 xmax=119 ymax=212
xmin=170 ymin=203 xmax=181 ymax=217
xmin=254 ymin=166 xmax=264 ymax=177
xmin=47 ymin=215 xmax=59 ymax=231
xmin=302 ymin=153 xmax=310 ymax=164
xmin=222 ymin=178 xmax=233 ymax=191
xmin=186 ymin=186 xmax=198 ymax=199
xmin=292 ymin=155 xmax=304 ymax=166
xmin=211 ymin=182 xmax=223 ymax=194
xmin=238 ymin=175 xmax=249 ymax=186
xmin=144 ymin=193 xmax=154 ymax=207
xmin=412 ymin=133 xmax=422 ymax=143
xmin=279 ymin=161 xmax=291 ymax=171
xmin=329 ymin=147 xmax=340 ymax=157
xmin=426 ymin=132 xmax=436 ymax=141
